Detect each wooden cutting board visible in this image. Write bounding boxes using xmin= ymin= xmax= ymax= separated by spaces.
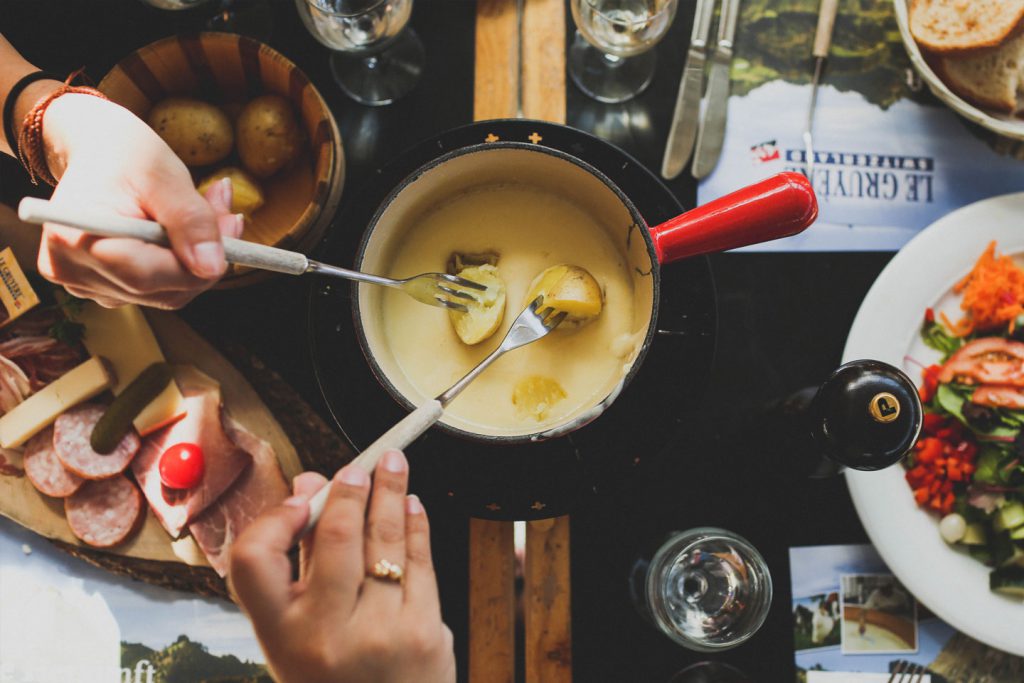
xmin=0 ymin=310 xmax=304 ymax=570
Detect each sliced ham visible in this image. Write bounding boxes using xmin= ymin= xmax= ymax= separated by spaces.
xmin=23 ymin=427 xmax=83 ymax=497
xmin=971 ymin=385 xmax=1024 ymax=409
xmin=189 ymin=416 xmax=288 ymax=577
xmin=131 ymin=368 xmax=251 ymax=538
xmin=65 ymin=475 xmax=143 ymax=548
xmin=938 ymin=338 xmax=1024 ymax=386
xmin=54 ymin=404 xmax=140 ymax=480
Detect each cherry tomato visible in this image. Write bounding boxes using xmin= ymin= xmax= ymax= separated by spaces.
xmin=159 ymin=443 xmax=205 ymax=489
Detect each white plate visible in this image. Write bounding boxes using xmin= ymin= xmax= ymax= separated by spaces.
xmin=844 ymin=192 xmax=1024 ymax=656
xmin=893 ymin=0 xmax=1024 ymax=141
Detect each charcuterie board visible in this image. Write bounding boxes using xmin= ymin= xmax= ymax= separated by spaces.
xmin=0 ymin=310 xmax=305 ymax=592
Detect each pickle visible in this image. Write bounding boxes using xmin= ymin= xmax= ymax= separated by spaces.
xmin=90 ymin=362 xmax=173 ymax=454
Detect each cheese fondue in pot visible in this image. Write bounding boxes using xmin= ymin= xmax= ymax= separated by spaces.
xmin=376 ymin=182 xmax=642 ymax=436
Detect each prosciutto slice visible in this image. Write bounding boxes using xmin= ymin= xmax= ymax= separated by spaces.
xmin=131 ymin=369 xmax=251 ymax=538
xmin=188 ymin=416 xmax=289 ymax=577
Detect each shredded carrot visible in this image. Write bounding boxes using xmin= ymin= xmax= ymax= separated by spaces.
xmin=948 ymin=241 xmax=1024 ymax=336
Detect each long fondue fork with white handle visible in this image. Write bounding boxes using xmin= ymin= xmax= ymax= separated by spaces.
xmin=301 ymin=296 xmax=567 ymax=537
xmin=17 ymin=198 xmax=486 ymax=312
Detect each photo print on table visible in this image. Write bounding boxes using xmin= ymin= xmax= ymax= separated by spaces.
xmin=793 ymin=592 xmax=842 ymax=652
xmin=839 ymin=574 xmax=918 ymax=655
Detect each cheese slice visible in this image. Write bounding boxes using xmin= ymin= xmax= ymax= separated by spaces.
xmin=0 ymin=356 xmax=114 ymax=448
xmin=76 ymin=303 xmax=186 ymax=435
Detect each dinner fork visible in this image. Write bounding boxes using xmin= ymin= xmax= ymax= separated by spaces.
xmin=17 ymin=198 xmax=486 ymax=312
xmin=887 ymin=661 xmax=928 ymax=683
xmin=302 ymin=296 xmax=567 ymax=535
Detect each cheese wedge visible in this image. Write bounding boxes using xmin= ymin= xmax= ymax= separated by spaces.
xmin=0 ymin=356 xmax=113 ymax=448
xmin=76 ymin=303 xmax=186 ymax=435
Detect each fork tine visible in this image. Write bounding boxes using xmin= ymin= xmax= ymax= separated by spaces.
xmin=436 ymin=297 xmax=469 ymax=313
xmin=885 ymin=661 xmax=905 ymax=683
xmin=538 ymin=306 xmax=554 ymax=320
xmin=546 ymin=311 xmax=568 ymax=330
xmin=437 ymin=285 xmax=480 ymax=301
xmin=528 ymin=295 xmax=544 ymax=311
xmin=442 ymin=274 xmax=488 ymax=291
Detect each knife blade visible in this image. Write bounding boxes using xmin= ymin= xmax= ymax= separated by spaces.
xmin=660 ymin=0 xmax=716 ymax=180
xmin=691 ymin=0 xmax=741 ymax=180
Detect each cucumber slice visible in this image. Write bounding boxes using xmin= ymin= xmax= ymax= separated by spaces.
xmin=994 ymin=502 xmax=1024 ymax=533
xmin=990 ymin=565 xmax=1024 ymax=599
xmin=1011 ymin=525 xmax=1024 ymax=541
xmin=962 ymin=522 xmax=988 ymax=545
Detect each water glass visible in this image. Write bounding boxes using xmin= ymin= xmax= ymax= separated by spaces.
xmin=296 ymin=0 xmax=423 ymax=106
xmin=570 ymin=0 xmax=678 ymax=103
xmin=632 ymin=527 xmax=773 ymax=651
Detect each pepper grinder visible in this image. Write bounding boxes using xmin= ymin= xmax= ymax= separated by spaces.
xmin=766 ymin=359 xmax=923 ymax=478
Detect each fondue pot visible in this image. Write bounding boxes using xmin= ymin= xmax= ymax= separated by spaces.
xmin=309 ymin=119 xmax=810 ymax=519
xmin=350 ymin=140 xmax=816 ymax=444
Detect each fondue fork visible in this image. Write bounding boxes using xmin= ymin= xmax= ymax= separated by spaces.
xmin=17 ymin=198 xmax=486 ymax=312
xmin=302 ymin=296 xmax=567 ymax=536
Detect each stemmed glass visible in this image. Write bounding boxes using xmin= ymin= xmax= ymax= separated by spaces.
xmin=631 ymin=527 xmax=773 ymax=651
xmin=296 ymin=0 xmax=424 ymax=106
xmin=136 ymin=0 xmax=273 ymax=40
xmin=570 ymin=0 xmax=678 ymax=103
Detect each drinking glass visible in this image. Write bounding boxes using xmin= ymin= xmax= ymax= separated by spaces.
xmin=631 ymin=527 xmax=772 ymax=651
xmin=569 ymin=0 xmax=678 ymax=103
xmin=296 ymin=0 xmax=423 ymax=106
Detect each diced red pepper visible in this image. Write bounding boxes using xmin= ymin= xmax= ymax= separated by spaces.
xmin=922 ymin=413 xmax=945 ymax=435
xmin=925 ymin=308 xmax=935 ymax=323
xmin=914 ymin=487 xmax=930 ymax=505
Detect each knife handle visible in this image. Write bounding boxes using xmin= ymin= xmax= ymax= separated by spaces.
xmin=813 ymin=0 xmax=840 ymax=58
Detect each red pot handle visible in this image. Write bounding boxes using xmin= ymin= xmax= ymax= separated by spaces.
xmin=650 ymin=172 xmax=818 ymax=264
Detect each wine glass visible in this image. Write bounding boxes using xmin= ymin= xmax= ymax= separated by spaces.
xmin=569 ymin=0 xmax=678 ymax=103
xmin=136 ymin=0 xmax=273 ymax=40
xmin=668 ymin=662 xmax=752 ymax=682
xmin=296 ymin=0 xmax=424 ymax=106
xmin=631 ymin=527 xmax=772 ymax=651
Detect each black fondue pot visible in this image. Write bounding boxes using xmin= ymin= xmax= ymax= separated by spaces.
xmin=309 ymin=120 xmax=817 ymax=520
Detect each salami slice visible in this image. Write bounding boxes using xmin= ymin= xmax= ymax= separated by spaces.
xmin=23 ymin=427 xmax=83 ymax=497
xmin=64 ymin=475 xmax=143 ymax=548
xmin=54 ymin=404 xmax=140 ymax=480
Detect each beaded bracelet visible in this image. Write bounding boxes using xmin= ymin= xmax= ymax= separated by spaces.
xmin=15 ymin=74 xmax=108 ymax=187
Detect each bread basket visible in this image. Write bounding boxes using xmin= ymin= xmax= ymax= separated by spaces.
xmin=893 ymin=0 xmax=1024 ymax=141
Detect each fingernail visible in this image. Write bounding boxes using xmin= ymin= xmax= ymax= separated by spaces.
xmin=335 ymin=464 xmax=370 ymax=487
xmin=382 ymin=450 xmax=407 ymax=474
xmin=233 ymin=213 xmax=245 ymax=238
xmin=219 ymin=176 xmax=233 ymax=208
xmin=190 ymin=241 xmax=226 ymax=278
xmin=283 ymin=495 xmax=307 ymax=509
xmin=406 ymin=495 xmax=423 ymax=515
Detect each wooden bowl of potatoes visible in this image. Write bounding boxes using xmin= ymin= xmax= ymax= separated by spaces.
xmin=99 ymin=32 xmax=345 ymax=286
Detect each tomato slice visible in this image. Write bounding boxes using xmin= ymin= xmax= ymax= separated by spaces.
xmin=159 ymin=443 xmax=205 ymax=490
xmin=938 ymin=337 xmax=1024 ymax=386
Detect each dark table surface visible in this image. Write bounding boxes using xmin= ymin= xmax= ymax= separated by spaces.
xmin=1 ymin=1 xmax=897 ymax=681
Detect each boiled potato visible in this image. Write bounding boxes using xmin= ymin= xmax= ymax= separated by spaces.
xmin=512 ymin=376 xmax=567 ymax=421
xmin=236 ymin=95 xmax=305 ymax=178
xmin=197 ymin=167 xmax=265 ymax=216
xmin=147 ymin=98 xmax=233 ymax=167
xmin=525 ymin=264 xmax=603 ymax=328
xmin=448 ymin=264 xmax=506 ymax=345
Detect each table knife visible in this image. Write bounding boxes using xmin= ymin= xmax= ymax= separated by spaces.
xmin=691 ymin=0 xmax=741 ymax=180
xmin=803 ymin=0 xmax=840 ymax=184
xmin=660 ymin=0 xmax=716 ymax=180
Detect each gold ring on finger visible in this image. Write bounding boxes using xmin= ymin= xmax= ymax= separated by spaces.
xmin=369 ymin=558 xmax=404 ymax=584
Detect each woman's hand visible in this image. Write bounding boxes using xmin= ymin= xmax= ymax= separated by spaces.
xmin=229 ymin=451 xmax=456 ymax=683
xmin=36 ymin=93 xmax=242 ymax=309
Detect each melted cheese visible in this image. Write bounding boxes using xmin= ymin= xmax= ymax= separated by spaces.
xmin=377 ymin=184 xmax=641 ymax=435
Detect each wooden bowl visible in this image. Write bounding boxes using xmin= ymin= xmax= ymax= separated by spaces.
xmin=98 ymin=32 xmax=345 ymax=286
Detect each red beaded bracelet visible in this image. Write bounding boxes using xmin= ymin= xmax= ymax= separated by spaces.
xmin=16 ymin=73 xmax=108 ymax=187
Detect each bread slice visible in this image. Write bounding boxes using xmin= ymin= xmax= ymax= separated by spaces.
xmin=938 ymin=32 xmax=1024 ymax=112
xmin=910 ymin=0 xmax=1024 ymax=54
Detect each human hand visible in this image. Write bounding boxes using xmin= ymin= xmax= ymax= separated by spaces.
xmin=229 ymin=451 xmax=456 ymax=683
xmin=36 ymin=93 xmax=242 ymax=309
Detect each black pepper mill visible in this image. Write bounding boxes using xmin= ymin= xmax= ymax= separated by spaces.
xmin=767 ymin=360 xmax=923 ymax=478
